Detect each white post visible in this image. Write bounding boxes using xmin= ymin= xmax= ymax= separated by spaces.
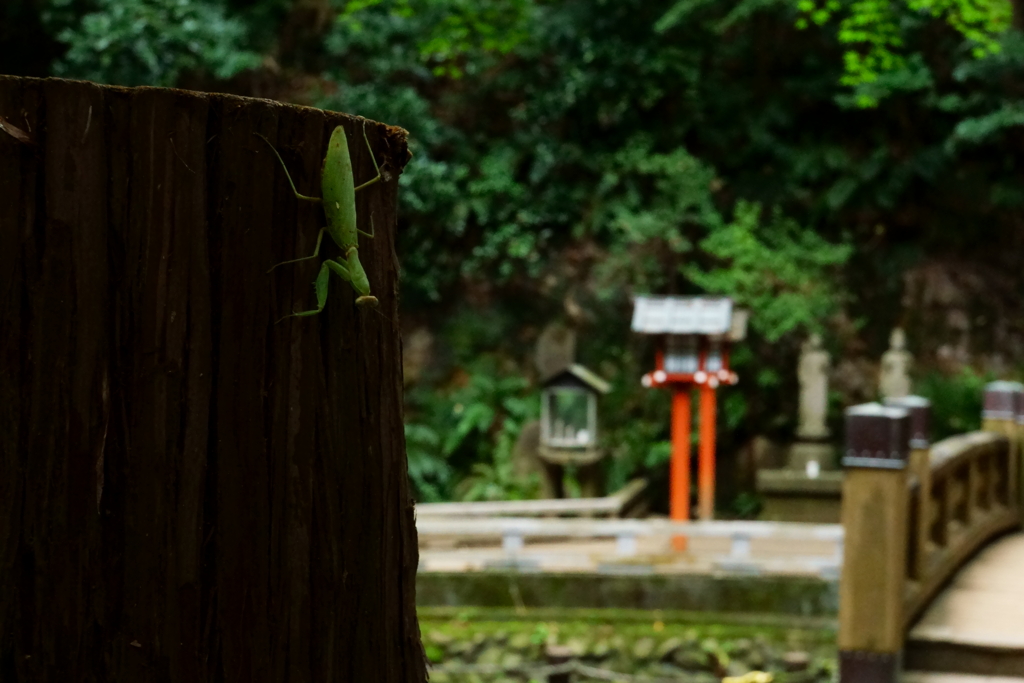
xmin=730 ymin=533 xmax=751 ymax=560
xmin=616 ymin=533 xmax=637 ymax=556
xmin=503 ymin=532 xmax=524 ymax=554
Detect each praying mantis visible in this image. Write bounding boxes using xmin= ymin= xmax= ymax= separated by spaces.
xmin=259 ymin=122 xmax=382 ymax=323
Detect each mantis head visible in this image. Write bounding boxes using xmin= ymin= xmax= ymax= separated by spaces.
xmin=355 ymin=295 xmax=379 ymax=307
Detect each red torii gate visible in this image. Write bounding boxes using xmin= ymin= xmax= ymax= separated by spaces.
xmin=632 ymin=297 xmax=748 ymax=540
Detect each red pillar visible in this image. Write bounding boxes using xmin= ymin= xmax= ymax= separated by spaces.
xmin=698 ymin=384 xmax=717 ymax=520
xmin=670 ymin=388 xmax=691 ymax=550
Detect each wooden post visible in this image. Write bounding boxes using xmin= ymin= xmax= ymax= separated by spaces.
xmin=0 ymin=76 xmax=424 ymax=682
xmin=838 ymin=403 xmax=912 ymax=683
xmin=670 ymin=388 xmax=691 ymax=550
xmin=885 ymin=396 xmax=932 ymax=582
xmin=982 ymin=381 xmax=1023 ymax=509
xmin=698 ymin=384 xmax=716 ymax=520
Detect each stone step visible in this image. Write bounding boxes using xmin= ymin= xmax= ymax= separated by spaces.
xmin=904 ymin=638 xmax=1024 ymax=678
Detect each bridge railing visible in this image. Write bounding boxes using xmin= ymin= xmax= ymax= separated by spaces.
xmin=838 ymin=383 xmax=1024 ymax=683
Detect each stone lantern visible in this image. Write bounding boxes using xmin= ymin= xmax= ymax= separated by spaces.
xmin=537 ymin=364 xmax=611 ymax=497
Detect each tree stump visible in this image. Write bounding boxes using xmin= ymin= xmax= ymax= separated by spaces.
xmin=0 ymin=76 xmax=424 ymax=683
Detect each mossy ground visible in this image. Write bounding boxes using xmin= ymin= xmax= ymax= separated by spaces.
xmin=419 ymin=606 xmax=838 ymax=682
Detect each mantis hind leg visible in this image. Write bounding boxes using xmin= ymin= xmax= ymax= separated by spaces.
xmin=267 ymin=227 xmax=325 ymax=273
xmin=255 ymin=133 xmax=323 ymax=203
xmin=276 ymin=261 xmax=333 ymax=323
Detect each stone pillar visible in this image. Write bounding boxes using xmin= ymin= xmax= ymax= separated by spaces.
xmin=838 ymin=403 xmax=912 ymax=683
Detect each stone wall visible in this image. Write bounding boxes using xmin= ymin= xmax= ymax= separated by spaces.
xmin=417 ymin=573 xmax=839 ymax=617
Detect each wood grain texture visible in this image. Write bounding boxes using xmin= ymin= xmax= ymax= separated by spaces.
xmin=0 ymin=76 xmax=424 ymax=683
xmin=838 ymin=467 xmax=909 ymax=653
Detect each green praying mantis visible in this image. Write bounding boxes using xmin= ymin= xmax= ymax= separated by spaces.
xmin=259 ymin=123 xmax=382 ymax=323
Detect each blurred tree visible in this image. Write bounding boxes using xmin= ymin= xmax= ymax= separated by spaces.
xmin=660 ymin=0 xmax=1016 ymax=106
xmin=43 ymin=0 xmax=261 ymax=86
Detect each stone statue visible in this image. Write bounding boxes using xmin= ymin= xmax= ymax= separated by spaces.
xmin=797 ymin=334 xmax=831 ymax=440
xmin=879 ymin=328 xmax=913 ymax=400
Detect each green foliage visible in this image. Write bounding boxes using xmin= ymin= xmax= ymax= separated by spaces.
xmin=951 ymin=100 xmax=1024 ymax=144
xmin=917 ymin=367 xmax=991 ymax=439
xmin=729 ymin=492 xmax=764 ymax=519
xmin=666 ymin=0 xmax=1015 ymax=107
xmin=45 ymin=0 xmax=260 ymax=86
xmin=338 ymin=0 xmax=534 ymax=77
xmin=589 ymin=346 xmax=674 ymax=496
xmin=319 ymin=4 xmax=555 ymax=303
xmin=455 ymin=437 xmax=540 ymax=502
xmin=587 ymin=137 xmax=721 ymax=298
xmin=789 ymin=0 xmax=1013 ymax=105
xmin=595 ymin=136 xmax=718 ymax=250
xmin=606 ymin=436 xmax=673 ymax=495
xmin=423 ymin=643 xmax=444 ymax=663
xmin=687 ymin=201 xmax=852 ymax=342
xmin=528 ymin=623 xmax=550 ymax=645
xmin=404 ymin=423 xmax=452 ymax=502
xmin=321 ymin=1 xmax=759 ymax=308
xmin=404 ymin=357 xmax=539 ymax=502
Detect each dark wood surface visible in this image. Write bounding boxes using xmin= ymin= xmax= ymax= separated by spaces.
xmin=0 ymin=76 xmax=424 ymax=683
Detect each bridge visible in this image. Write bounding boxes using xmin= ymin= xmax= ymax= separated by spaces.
xmin=839 ymin=383 xmax=1024 ymax=682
